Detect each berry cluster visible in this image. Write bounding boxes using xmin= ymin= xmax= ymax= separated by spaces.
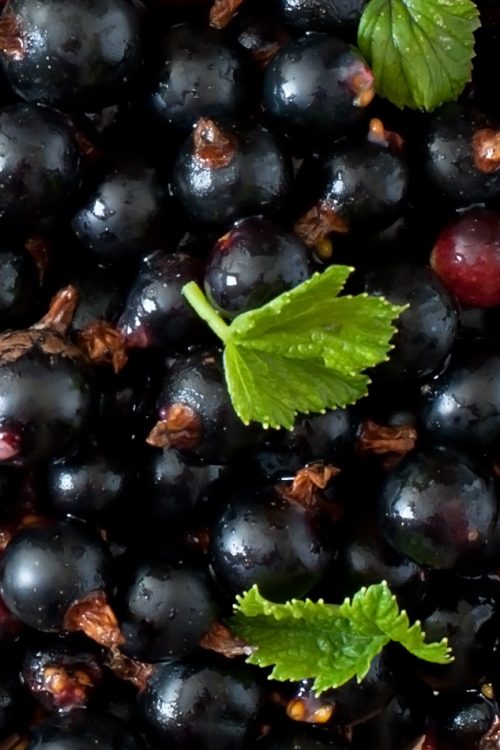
xmin=0 ymin=1 xmax=500 ymax=750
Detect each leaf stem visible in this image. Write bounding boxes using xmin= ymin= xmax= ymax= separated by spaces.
xmin=182 ymin=281 xmax=231 ymax=343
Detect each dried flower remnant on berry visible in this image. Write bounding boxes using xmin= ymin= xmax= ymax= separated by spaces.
xmin=210 ymin=0 xmax=244 ymax=29
xmin=146 ymin=404 xmax=203 ymax=451
xmin=193 ymin=119 xmax=238 ymax=169
xmin=64 ymin=591 xmax=124 ymax=649
xmin=472 ymin=128 xmax=500 ymax=173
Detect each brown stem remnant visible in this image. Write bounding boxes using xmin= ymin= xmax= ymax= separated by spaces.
xmin=77 ymin=322 xmax=128 ymax=373
xmin=348 ymin=66 xmax=376 ymax=108
xmin=0 ymin=13 xmax=25 ymax=60
xmin=33 ymin=286 xmax=79 ymax=336
xmin=283 ymin=463 xmax=340 ymax=509
xmin=146 ymin=404 xmax=202 ymax=451
xmin=480 ymin=716 xmax=500 ymax=750
xmin=193 ymin=118 xmax=238 ymax=169
xmin=473 ymin=129 xmax=500 ymax=174
xmin=210 ymin=0 xmax=244 ymax=28
xmin=24 ymin=236 xmax=49 ymax=284
xmin=105 ymin=648 xmax=155 ymax=693
xmin=287 ymin=695 xmax=334 ymax=725
xmin=294 ymin=201 xmax=349 ymax=250
xmin=200 ymin=621 xmax=256 ymax=658
xmin=357 ymin=419 xmax=417 ymax=462
xmin=368 ymin=118 xmax=405 ymax=154
xmin=64 ymin=591 xmax=124 ymax=649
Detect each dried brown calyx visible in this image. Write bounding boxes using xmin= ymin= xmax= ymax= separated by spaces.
xmin=472 ymin=129 xmax=500 ymax=174
xmin=24 ymin=235 xmax=49 ymax=284
xmin=34 ymin=660 xmax=102 ymax=710
xmin=0 ymin=12 xmax=25 ymax=61
xmin=105 ymin=648 xmax=154 ymax=693
xmin=184 ymin=527 xmax=211 ymax=554
xmin=368 ymin=118 xmax=405 ymax=154
xmin=72 ymin=128 xmax=102 ymax=164
xmin=200 ymin=621 xmax=256 ymax=658
xmin=209 ymin=0 xmax=244 ymax=29
xmin=193 ymin=118 xmax=238 ymax=169
xmin=0 ymin=286 xmax=81 ymax=367
xmin=348 ymin=65 xmax=376 ymax=108
xmin=294 ymin=200 xmax=349 ymax=252
xmin=281 ymin=462 xmax=341 ymax=510
xmin=77 ymin=322 xmax=128 ymax=373
xmin=357 ymin=419 xmax=417 ymax=468
xmin=146 ymin=403 xmax=202 ymax=451
xmin=287 ymin=692 xmax=334 ymax=725
xmin=64 ymin=591 xmax=124 ymax=649
xmin=480 ymin=717 xmax=500 ymax=750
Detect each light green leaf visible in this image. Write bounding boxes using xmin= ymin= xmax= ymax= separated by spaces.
xmin=183 ymin=266 xmax=404 ymax=431
xmin=224 ymin=343 xmax=369 ymax=430
xmin=358 ymin=0 xmax=480 ymax=111
xmin=231 ymin=583 xmax=453 ymax=694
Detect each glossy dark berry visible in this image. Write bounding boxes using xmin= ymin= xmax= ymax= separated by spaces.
xmin=143 ymin=448 xmax=225 ymax=525
xmin=431 ymin=209 xmax=500 ymax=307
xmin=365 ymin=263 xmax=458 ymax=381
xmin=0 ymin=519 xmax=110 ymax=632
xmin=0 ymin=0 xmax=145 ymax=111
xmin=117 ymin=251 xmax=204 ymax=349
xmin=0 ymin=311 xmax=93 ymax=466
xmin=210 ymin=483 xmax=335 ymax=601
xmin=117 ymin=562 xmax=217 ymax=662
xmin=26 ymin=709 xmax=146 ymax=750
xmin=0 ymin=103 xmax=81 ymax=226
xmin=378 ymin=447 xmax=498 ymax=570
xmin=292 ymin=652 xmax=396 ymax=727
xmin=0 ymin=244 xmax=39 ymax=328
xmin=283 ymin=408 xmax=354 ymax=465
xmin=413 ymin=581 xmax=498 ymax=691
xmin=204 ymin=216 xmax=312 ymax=318
xmin=68 ymin=266 xmax=127 ymax=336
xmin=262 ymin=34 xmax=374 ymax=140
xmin=172 ymin=118 xmax=292 ymax=227
xmin=44 ymin=448 xmax=133 ymax=519
xmin=422 ymin=104 xmax=500 ymax=205
xmin=139 ymin=657 xmax=262 ymax=749
xmin=22 ymin=634 xmax=103 ymax=712
xmin=421 ymin=352 xmax=500 ymax=450
xmin=71 ymin=162 xmax=171 ymax=263
xmin=274 ymin=0 xmax=368 ymax=32
xmin=428 ymin=690 xmax=499 ymax=750
xmin=146 ymin=348 xmax=259 ymax=463
xmin=351 ymin=688 xmax=430 ymax=750
xmin=148 ymin=24 xmax=251 ymax=130
xmin=299 ymin=133 xmax=409 ymax=236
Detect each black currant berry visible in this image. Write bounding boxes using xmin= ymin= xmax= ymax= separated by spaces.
xmin=0 ymin=103 xmax=82 ymax=227
xmin=378 ymin=446 xmax=498 ymax=570
xmin=262 ymin=33 xmax=374 ymax=140
xmin=204 ymin=216 xmax=312 ymax=318
xmin=148 ymin=23 xmax=252 ymax=130
xmin=172 ymin=118 xmax=292 ymax=227
xmin=274 ymin=0 xmax=368 ymax=32
xmin=0 ymin=0 xmax=145 ymax=111
xmin=26 ymin=709 xmax=146 ymax=750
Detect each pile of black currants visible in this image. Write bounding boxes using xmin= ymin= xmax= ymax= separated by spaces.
xmin=1 ymin=1 xmax=500 ymax=749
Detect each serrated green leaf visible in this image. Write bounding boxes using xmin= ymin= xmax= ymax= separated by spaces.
xmin=358 ymin=0 xmax=480 ymax=111
xmin=183 ymin=265 xmax=404 ymax=430
xmin=224 ymin=343 xmax=369 ymax=430
xmin=232 ymin=284 xmax=405 ymax=375
xmin=231 ymin=583 xmax=453 ymax=694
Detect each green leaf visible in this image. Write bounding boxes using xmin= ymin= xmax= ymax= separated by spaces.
xmin=183 ymin=266 xmax=404 ymax=431
xmin=358 ymin=0 xmax=480 ymax=111
xmin=231 ymin=583 xmax=452 ymax=694
xmin=224 ymin=343 xmax=369 ymax=430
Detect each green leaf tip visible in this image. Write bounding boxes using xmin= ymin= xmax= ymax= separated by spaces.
xmin=183 ymin=264 xmax=406 ymax=431
xmin=230 ymin=582 xmax=453 ymax=694
xmin=358 ymin=0 xmax=480 ymax=111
